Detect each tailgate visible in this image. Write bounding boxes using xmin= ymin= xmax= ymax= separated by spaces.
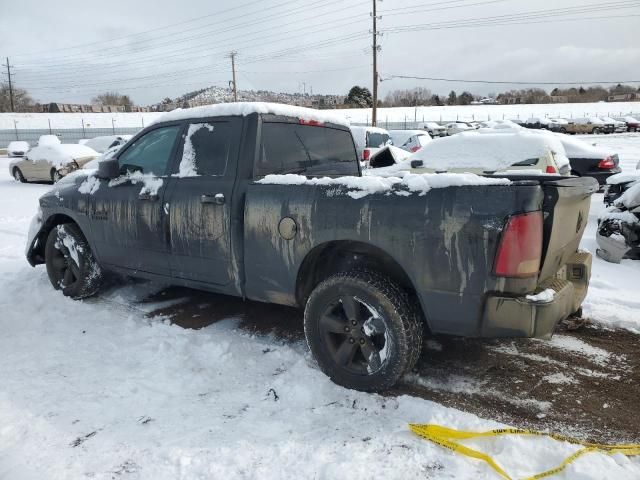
xmin=539 ymin=177 xmax=599 ymax=281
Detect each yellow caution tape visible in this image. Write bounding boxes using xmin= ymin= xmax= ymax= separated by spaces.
xmin=409 ymin=423 xmax=640 ymax=480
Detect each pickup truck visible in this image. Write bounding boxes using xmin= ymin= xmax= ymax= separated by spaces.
xmin=26 ymin=103 xmax=598 ymax=392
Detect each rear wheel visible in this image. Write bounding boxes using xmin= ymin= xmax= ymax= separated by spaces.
xmin=45 ymin=224 xmax=103 ymax=299
xmin=12 ymin=167 xmax=26 ymax=183
xmin=304 ymin=270 xmax=423 ymax=391
xmin=592 ymin=127 xmax=601 ymax=134
xmin=559 ymin=128 xmax=566 ymax=134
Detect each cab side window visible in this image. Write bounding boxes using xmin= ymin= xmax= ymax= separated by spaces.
xmin=256 ymin=122 xmax=359 ymax=177
xmin=118 ymin=125 xmax=181 ymax=176
xmin=180 ymin=122 xmax=231 ymax=176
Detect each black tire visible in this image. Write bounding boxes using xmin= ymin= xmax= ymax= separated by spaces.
xmin=45 ymin=224 xmax=103 ymax=299
xmin=51 ymin=169 xmax=62 ymax=183
xmin=592 ymin=127 xmax=600 ymax=134
xmin=12 ymin=167 xmax=26 ymax=183
xmin=559 ymin=128 xmax=566 ymax=134
xmin=304 ymin=270 xmax=423 ymax=392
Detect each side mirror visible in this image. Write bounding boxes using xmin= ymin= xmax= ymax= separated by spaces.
xmin=410 ymin=160 xmax=424 ymax=168
xmin=97 ymin=158 xmax=120 ymax=180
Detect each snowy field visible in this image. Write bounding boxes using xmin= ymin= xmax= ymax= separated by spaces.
xmin=1 ymin=101 xmax=639 ymax=131
xmin=0 ymin=135 xmax=639 ymax=479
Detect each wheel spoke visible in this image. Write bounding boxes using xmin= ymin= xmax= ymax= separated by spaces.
xmin=51 ymin=256 xmax=67 ymax=270
xmin=340 ymin=296 xmax=360 ymax=322
xmin=69 ymin=261 xmax=80 ymax=279
xmin=320 ymin=313 xmax=347 ymax=334
xmin=363 ymin=316 xmax=385 ymax=337
xmin=334 ymin=339 xmax=358 ymax=367
xmin=361 ymin=342 xmax=382 ymax=372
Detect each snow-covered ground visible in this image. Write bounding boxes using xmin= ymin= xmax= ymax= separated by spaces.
xmin=1 ymin=135 xmax=639 ymax=479
xmin=1 ymin=101 xmax=639 ymax=130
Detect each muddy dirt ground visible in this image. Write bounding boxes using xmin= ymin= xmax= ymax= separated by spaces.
xmin=139 ymin=285 xmax=640 ymax=444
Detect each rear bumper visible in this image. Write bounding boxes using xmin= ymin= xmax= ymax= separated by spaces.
xmin=584 ymin=168 xmax=622 ymax=185
xmin=480 ymin=251 xmax=592 ymax=339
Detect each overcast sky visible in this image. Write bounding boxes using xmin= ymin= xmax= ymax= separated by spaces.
xmin=1 ymin=0 xmax=639 ymax=105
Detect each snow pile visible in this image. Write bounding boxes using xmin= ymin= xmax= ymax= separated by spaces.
xmin=614 ymin=182 xmax=640 ymax=210
xmin=109 ymin=171 xmax=163 ymax=196
xmin=151 ymin=102 xmax=349 ymax=127
xmin=26 ymin=144 xmax=99 ymax=167
xmin=408 ymin=132 xmax=567 ymax=172
xmin=178 ymin=123 xmax=214 ymax=177
xmin=526 ymin=289 xmax=555 ymax=303
xmin=257 ymin=172 xmax=510 ymax=199
xmin=606 ymin=172 xmax=640 ymax=185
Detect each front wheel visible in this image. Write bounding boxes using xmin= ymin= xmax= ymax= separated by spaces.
xmin=592 ymin=127 xmax=600 ymax=134
xmin=304 ymin=270 xmax=423 ymax=391
xmin=13 ymin=167 xmax=26 ymax=183
xmin=45 ymin=224 xmax=103 ymax=299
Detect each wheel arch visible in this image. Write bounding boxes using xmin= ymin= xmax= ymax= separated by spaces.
xmin=295 ymin=240 xmax=430 ymax=329
xmin=27 ymin=212 xmax=88 ymax=266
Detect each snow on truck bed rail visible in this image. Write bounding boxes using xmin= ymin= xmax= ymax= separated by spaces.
xmin=257 ymin=172 xmax=510 ymax=199
xmin=150 ymin=102 xmax=349 ymax=127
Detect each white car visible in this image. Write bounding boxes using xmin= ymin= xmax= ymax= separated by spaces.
xmin=9 ymin=135 xmax=99 ymax=183
xmin=371 ymin=132 xmax=571 ymax=176
xmin=388 ymin=130 xmax=432 ymax=153
xmin=444 ymin=122 xmax=472 ymax=136
xmin=423 ymin=122 xmax=446 ymax=137
xmin=600 ymin=117 xmax=627 ymax=133
xmin=7 ymin=141 xmax=30 ymax=157
xmin=80 ymin=135 xmax=133 ymax=153
xmin=349 ymin=126 xmax=392 ymax=162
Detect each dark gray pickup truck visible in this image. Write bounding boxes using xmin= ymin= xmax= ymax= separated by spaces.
xmin=26 ymin=103 xmax=598 ymax=391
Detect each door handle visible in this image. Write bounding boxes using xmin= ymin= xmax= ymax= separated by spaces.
xmin=139 ymin=193 xmax=159 ymax=201
xmin=201 ymin=193 xmax=225 ymax=205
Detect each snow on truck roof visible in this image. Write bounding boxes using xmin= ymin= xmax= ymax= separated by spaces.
xmin=409 ymin=132 xmax=569 ymax=172
xmin=151 ymin=102 xmax=350 ymax=127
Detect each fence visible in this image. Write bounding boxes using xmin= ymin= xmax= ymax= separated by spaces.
xmin=0 ymin=127 xmax=143 ymax=148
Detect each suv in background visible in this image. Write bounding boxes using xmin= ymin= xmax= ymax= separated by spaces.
xmin=350 ymin=126 xmax=392 ymax=162
xmin=423 ymin=122 xmax=446 ymax=137
xmin=613 ymin=116 xmax=639 ymax=132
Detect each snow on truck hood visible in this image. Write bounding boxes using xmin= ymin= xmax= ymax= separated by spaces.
xmin=150 ymin=102 xmax=349 ymax=127
xmin=406 ymin=132 xmax=569 ymax=172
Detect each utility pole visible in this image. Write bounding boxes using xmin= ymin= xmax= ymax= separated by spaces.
xmin=3 ymin=57 xmax=15 ymax=112
xmin=371 ymin=0 xmax=380 ymax=126
xmin=228 ymin=51 xmax=238 ymax=102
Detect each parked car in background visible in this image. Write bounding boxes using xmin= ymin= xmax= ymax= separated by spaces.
xmin=548 ymin=118 xmax=569 ymax=133
xmin=613 ymin=116 xmax=639 ymax=132
xmin=371 ymin=132 xmax=571 ymax=176
xmin=9 ymin=135 xmax=98 ymax=183
xmin=7 ymin=141 xmax=30 ymax=157
xmin=599 ymin=117 xmax=626 ymax=133
xmin=388 ymin=129 xmax=431 ymax=153
xmin=565 ymin=117 xmax=607 ymax=135
xmin=604 ymin=170 xmax=640 ymax=206
xmin=350 ymin=126 xmax=392 ymax=162
xmin=444 ymin=122 xmax=472 ymax=136
xmin=597 ymin=181 xmax=640 ymax=263
xmin=423 ymin=122 xmax=446 ymax=137
xmin=522 ymin=117 xmax=553 ymax=130
xmin=80 ymin=135 xmax=133 ymax=153
xmin=554 ymin=135 xmax=621 ymax=185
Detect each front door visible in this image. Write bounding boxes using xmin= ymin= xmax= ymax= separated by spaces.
xmin=165 ymin=118 xmax=242 ymax=286
xmin=89 ymin=124 xmax=182 ymax=276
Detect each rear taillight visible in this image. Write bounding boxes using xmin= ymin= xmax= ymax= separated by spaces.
xmin=494 ymin=211 xmax=543 ymax=277
xmin=545 ymin=166 xmax=557 ymax=174
xmin=362 ymin=149 xmax=371 ymax=161
xmin=410 ymin=146 xmax=421 ymax=153
xmin=598 ymin=156 xmax=615 ymax=169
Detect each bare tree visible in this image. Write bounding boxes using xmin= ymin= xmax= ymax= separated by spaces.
xmin=92 ymin=91 xmax=134 ymax=106
xmin=0 ymin=83 xmax=34 ymax=112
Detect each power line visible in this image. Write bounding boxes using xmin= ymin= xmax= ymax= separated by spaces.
xmin=385 ymin=74 xmax=640 ymax=85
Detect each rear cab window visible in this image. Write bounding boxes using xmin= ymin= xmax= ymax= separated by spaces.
xmin=255 ymin=119 xmax=359 ymax=178
xmin=366 ymin=132 xmax=391 ymax=148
